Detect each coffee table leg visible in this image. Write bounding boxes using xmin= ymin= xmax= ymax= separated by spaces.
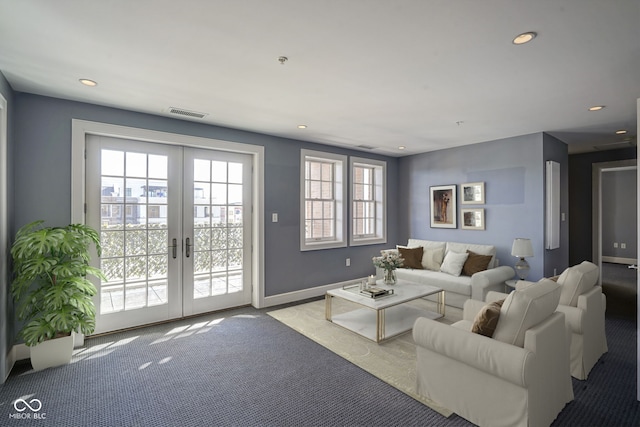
xmin=439 ymin=291 xmax=446 ymax=317
xmin=325 ymin=294 xmax=332 ymax=321
xmin=376 ymin=309 xmax=384 ymax=342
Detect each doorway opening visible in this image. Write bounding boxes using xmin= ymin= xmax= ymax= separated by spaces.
xmin=592 ymin=159 xmax=637 ymax=319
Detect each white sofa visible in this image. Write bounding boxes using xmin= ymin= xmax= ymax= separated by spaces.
xmin=377 ymin=239 xmax=515 ymax=308
xmin=413 ymin=279 xmax=574 ymax=427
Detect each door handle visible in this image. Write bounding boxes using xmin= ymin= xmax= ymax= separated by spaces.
xmin=186 ymin=237 xmax=191 ymax=258
xmin=171 ymin=238 xmax=177 ymax=259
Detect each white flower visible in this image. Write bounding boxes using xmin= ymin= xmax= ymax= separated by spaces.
xmin=372 ymin=250 xmax=404 ymax=270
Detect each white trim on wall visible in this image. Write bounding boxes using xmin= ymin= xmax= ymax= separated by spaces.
xmin=263 ymin=277 xmax=364 ymax=308
xmin=71 ymin=119 xmax=266 ymax=309
xmin=0 ymin=93 xmax=10 ymax=382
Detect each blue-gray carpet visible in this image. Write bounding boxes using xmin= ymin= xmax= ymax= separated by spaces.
xmin=0 ymin=302 xmax=638 ymax=427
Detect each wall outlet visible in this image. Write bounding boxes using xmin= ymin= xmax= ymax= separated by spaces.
xmin=614 ymin=242 xmax=618 ymax=248
xmin=621 ymin=243 xmax=626 ymax=249
xmin=346 ymin=258 xmax=350 ymax=267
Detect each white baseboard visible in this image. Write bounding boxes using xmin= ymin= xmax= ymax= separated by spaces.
xmin=602 ymin=256 xmax=637 ymax=265
xmin=11 ymin=343 xmax=29 ymax=363
xmin=4 ymin=347 xmax=15 ymax=382
xmin=8 ymin=333 xmax=85 ymax=367
xmin=262 ymin=277 xmax=366 ymax=308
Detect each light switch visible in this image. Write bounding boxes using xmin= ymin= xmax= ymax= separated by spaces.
xmin=272 ymin=213 xmax=278 ymax=223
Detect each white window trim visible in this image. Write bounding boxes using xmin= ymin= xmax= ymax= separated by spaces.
xmin=300 ymin=149 xmax=347 ymax=251
xmin=349 ymin=156 xmax=387 ymax=246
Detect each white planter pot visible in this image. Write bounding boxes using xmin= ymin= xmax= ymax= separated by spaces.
xmin=30 ymin=333 xmax=74 ymax=371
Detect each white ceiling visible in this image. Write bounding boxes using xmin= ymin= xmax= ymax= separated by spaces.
xmin=0 ymin=0 xmax=638 ymax=156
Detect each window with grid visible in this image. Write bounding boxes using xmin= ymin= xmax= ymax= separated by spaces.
xmin=300 ymin=150 xmax=347 ymax=251
xmin=350 ymin=157 xmax=386 ymax=246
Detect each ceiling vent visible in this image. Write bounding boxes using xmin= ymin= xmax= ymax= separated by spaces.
xmin=357 ymin=144 xmax=376 ymax=150
xmin=168 ymin=107 xmax=208 ymax=119
xmin=593 ymin=138 xmax=636 ymax=151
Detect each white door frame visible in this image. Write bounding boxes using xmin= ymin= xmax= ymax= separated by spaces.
xmin=71 ymin=119 xmax=265 ymax=309
xmin=591 ymin=159 xmax=637 ymax=286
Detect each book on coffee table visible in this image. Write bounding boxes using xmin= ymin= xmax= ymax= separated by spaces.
xmin=360 ymin=287 xmax=394 ymax=298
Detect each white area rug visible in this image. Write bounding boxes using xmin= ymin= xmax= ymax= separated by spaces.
xmin=268 ymin=298 xmax=463 ymax=417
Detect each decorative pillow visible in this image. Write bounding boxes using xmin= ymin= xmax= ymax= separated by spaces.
xmin=557 ymin=261 xmax=599 ymax=306
xmin=440 ymin=251 xmax=469 ymax=277
xmin=446 ymin=242 xmax=496 ymax=269
xmin=422 ymin=246 xmax=445 ymax=271
xmin=397 ymin=246 xmax=424 ymax=269
xmin=471 ymin=299 xmax=505 ymax=337
xmin=462 ymin=250 xmax=493 ymax=276
xmin=493 ymin=278 xmax=561 ymax=347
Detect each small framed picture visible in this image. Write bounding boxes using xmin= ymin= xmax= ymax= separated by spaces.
xmin=461 ymin=182 xmax=485 ymax=205
xmin=430 ymin=185 xmax=457 ymax=228
xmin=461 ymin=208 xmax=485 ymax=230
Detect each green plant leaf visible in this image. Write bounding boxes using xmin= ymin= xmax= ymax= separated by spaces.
xmin=11 ymin=221 xmax=104 ymax=345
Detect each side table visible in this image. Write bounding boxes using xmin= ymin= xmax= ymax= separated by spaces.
xmin=505 ymin=279 xmax=518 ymax=293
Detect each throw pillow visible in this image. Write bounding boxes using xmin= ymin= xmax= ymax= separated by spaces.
xmin=397 ymin=246 xmax=424 ymax=269
xmin=462 ymin=250 xmax=493 ymax=276
xmin=422 ymin=246 xmax=445 ymax=271
xmin=440 ymin=251 xmax=469 ymax=276
xmin=471 ymin=299 xmax=505 ymax=337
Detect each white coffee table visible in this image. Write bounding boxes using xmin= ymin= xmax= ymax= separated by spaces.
xmin=325 ymin=279 xmax=444 ymax=343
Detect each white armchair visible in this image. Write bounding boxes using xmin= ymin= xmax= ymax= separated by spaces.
xmin=554 ymin=261 xmax=608 ymax=380
xmin=413 ymin=279 xmax=573 ymax=427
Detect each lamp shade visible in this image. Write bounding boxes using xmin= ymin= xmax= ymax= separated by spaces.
xmin=511 ymin=238 xmax=533 ymax=258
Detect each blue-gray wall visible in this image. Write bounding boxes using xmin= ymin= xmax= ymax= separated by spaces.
xmin=12 ymin=93 xmax=399 ymax=299
xmin=0 ymin=72 xmax=15 ymax=384
xmin=568 ymin=147 xmax=637 ymax=265
xmin=397 ymin=132 xmax=566 ymax=281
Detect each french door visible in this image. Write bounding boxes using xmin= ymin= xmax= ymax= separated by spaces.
xmin=86 ymin=135 xmax=252 ymax=334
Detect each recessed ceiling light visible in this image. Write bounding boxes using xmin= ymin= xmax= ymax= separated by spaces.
xmin=297 ymin=124 xmax=307 ymax=129
xmin=588 ymin=105 xmax=605 ymax=111
xmin=79 ymin=78 xmax=97 ymax=87
xmin=615 ymin=129 xmax=628 ymax=135
xmin=398 ymin=146 xmax=406 ymax=150
xmin=512 ymin=32 xmax=537 ymax=45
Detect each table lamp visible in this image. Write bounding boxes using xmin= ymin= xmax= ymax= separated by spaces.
xmin=511 ymin=238 xmax=533 ymax=280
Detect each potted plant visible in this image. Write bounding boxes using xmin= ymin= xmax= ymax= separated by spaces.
xmin=10 ymin=220 xmax=105 ymax=370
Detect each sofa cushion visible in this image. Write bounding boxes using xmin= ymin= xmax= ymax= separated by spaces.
xmin=407 ymin=239 xmax=446 ymax=251
xmin=471 ymin=299 xmax=505 ymax=337
xmin=557 ymin=261 xmax=599 ymax=306
xmin=446 ymin=242 xmax=497 ymax=269
xmin=440 ymin=251 xmax=469 ymax=277
xmin=422 ymin=246 xmax=445 ymax=271
xmin=404 ymin=239 xmax=447 ymax=271
xmin=395 ymin=268 xmax=472 ymax=296
xmin=462 ymin=250 xmax=493 ymax=276
xmin=397 ymin=246 xmax=423 ymax=269
xmin=493 ymin=278 xmax=561 ymax=347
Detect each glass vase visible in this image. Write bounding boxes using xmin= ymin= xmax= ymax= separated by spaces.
xmin=383 ymin=268 xmax=397 ymax=285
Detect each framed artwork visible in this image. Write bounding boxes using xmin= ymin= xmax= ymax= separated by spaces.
xmin=461 ymin=208 xmax=485 ymax=230
xmin=461 ymin=182 xmax=485 ymax=204
xmin=430 ymin=185 xmax=457 ymax=228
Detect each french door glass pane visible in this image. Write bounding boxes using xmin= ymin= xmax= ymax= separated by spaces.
xmin=100 ymin=149 xmax=169 ymax=314
xmin=193 ymin=159 xmax=244 ymax=299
